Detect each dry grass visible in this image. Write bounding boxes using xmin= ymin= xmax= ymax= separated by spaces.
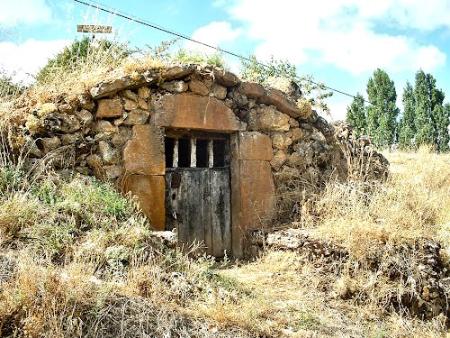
xmin=1 ymin=132 xmax=449 ymax=337
xmin=310 ymin=146 xmax=450 ymax=256
xmin=0 ymin=144 xmax=250 ymax=337
xmin=198 ymin=147 xmax=450 ymax=337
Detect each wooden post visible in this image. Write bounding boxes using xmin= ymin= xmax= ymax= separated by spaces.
xmin=208 ymin=140 xmax=214 ymax=168
xmin=173 ymin=139 xmax=179 ymax=168
xmin=190 ymin=138 xmax=196 ymax=167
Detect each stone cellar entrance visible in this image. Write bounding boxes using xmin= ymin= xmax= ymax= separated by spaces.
xmin=164 ymin=130 xmax=231 ymax=257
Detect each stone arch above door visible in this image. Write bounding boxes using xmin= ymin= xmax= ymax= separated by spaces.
xmin=152 ymin=93 xmax=245 ymax=132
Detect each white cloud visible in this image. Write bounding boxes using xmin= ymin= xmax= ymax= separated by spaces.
xmin=369 ymin=0 xmax=450 ymax=31
xmin=224 ymin=0 xmax=447 ymax=74
xmin=326 ymin=100 xmax=350 ymax=122
xmin=0 ymin=0 xmax=52 ymax=26
xmin=0 ymin=39 xmax=71 ymax=83
xmin=185 ymin=21 xmax=241 ymax=54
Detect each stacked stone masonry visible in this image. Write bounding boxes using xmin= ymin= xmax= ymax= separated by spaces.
xmin=10 ymin=64 xmax=388 ymax=257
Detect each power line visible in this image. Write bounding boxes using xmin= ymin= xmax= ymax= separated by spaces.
xmin=73 ymin=0 xmax=369 ymax=104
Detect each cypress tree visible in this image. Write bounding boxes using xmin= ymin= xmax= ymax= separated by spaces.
xmin=414 ymin=70 xmax=434 ymax=146
xmin=434 ymin=102 xmax=450 ymax=152
xmin=346 ymin=93 xmax=366 ymax=137
xmin=414 ymin=70 xmax=448 ymax=150
xmin=398 ymin=82 xmax=416 ymax=148
xmin=366 ymin=69 xmax=399 ymax=147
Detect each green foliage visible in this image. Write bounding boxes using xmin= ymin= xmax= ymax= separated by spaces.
xmin=413 ymin=70 xmax=449 ymax=151
xmin=0 ymin=72 xmax=25 ymax=98
xmin=240 ymin=55 xmax=333 ymax=113
xmin=142 ymin=39 xmax=178 ymax=62
xmin=240 ymin=55 xmax=297 ymax=83
xmin=366 ymin=69 xmax=399 ymax=147
xmin=346 ymin=93 xmax=367 ymax=137
xmin=60 ymin=178 xmax=132 ymax=222
xmin=435 ymin=103 xmax=450 ymax=152
xmin=0 ymin=166 xmax=24 ymax=193
xmin=173 ymin=49 xmax=226 ymax=68
xmin=398 ymin=82 xmax=416 ymax=148
xmin=36 ymin=37 xmax=130 ymax=83
xmin=414 ymin=71 xmax=435 ymax=146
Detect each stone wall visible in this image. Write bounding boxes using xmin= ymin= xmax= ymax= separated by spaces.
xmin=6 ymin=64 xmax=388 ymax=244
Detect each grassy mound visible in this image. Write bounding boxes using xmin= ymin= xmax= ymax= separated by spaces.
xmin=1 ymin=141 xmax=449 ymax=337
xmin=0 ymin=147 xmax=252 ymax=337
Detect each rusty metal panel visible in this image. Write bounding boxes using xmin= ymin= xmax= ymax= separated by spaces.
xmin=166 ymin=168 xmax=231 ymax=256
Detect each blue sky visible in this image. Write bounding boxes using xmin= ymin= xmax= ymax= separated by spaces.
xmin=1 ymin=0 xmax=450 ymax=120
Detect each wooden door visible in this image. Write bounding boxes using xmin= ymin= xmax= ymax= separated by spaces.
xmin=164 ymin=131 xmax=231 ymax=257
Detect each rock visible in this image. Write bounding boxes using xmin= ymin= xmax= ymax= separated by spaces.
xmin=123 ymin=98 xmax=138 ymax=111
xmin=236 ymin=132 xmax=273 ymax=161
xmin=90 ymin=72 xmax=158 ymax=99
xmin=229 ymin=90 xmax=248 ymax=108
xmin=271 ymin=132 xmax=292 ymax=150
xmin=76 ymin=109 xmax=93 ymax=125
xmin=61 ymin=132 xmax=82 ymax=145
xmin=25 ymin=115 xmax=42 ymax=134
xmin=78 ymin=93 xmax=95 ymax=110
xmin=122 ymin=175 xmax=165 ymax=230
xmin=213 ymin=69 xmax=240 ymax=87
xmin=41 ymin=136 xmax=61 ymax=153
xmin=111 ymin=127 xmax=133 ymax=147
xmin=211 ymin=84 xmax=227 ymax=99
xmin=161 ymin=80 xmax=188 ymax=93
xmin=28 ymin=142 xmax=43 ymax=158
xmin=289 ymin=118 xmax=300 ymax=128
xmin=60 ymin=114 xmax=81 ymax=133
xmin=98 ymin=141 xmax=119 ymax=164
xmin=239 ymin=82 xmax=265 ymax=99
xmin=104 ymin=165 xmax=123 ymax=180
xmin=188 ymin=79 xmax=209 ymax=96
xmin=113 ymin=117 xmax=125 ymax=126
xmin=86 ymin=154 xmax=104 ymax=179
xmin=161 ymin=65 xmax=194 ymax=81
xmin=37 ymin=103 xmax=57 ymax=117
xmin=259 ymin=89 xmax=301 ymax=118
xmin=153 ymin=93 xmax=242 ymax=132
xmin=137 ymin=98 xmax=148 ymax=110
xmin=121 ymin=89 xmax=138 ymax=101
xmin=310 ymin=127 xmax=326 ymax=142
xmin=95 ymin=120 xmax=118 ymax=134
xmin=123 ymin=125 xmax=165 ymax=176
xmin=247 ymin=106 xmax=290 ymax=132
xmin=314 ymin=116 xmax=334 ymax=139
xmin=123 ymin=109 xmax=150 ymax=125
xmin=270 ymin=150 xmax=287 ymax=171
xmin=96 ymin=98 xmax=124 ymax=118
xmin=138 ymin=86 xmax=151 ymax=99
xmin=58 ymin=103 xmax=74 ymax=114
xmin=289 ymin=128 xmax=307 ymax=142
